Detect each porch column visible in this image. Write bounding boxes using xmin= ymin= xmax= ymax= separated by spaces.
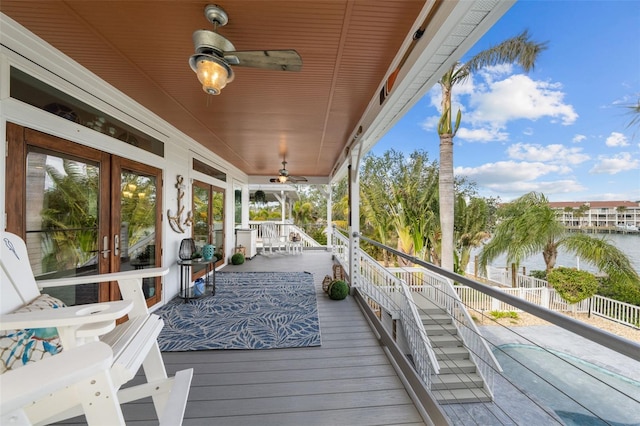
xmin=324 ymin=185 xmax=332 ymax=250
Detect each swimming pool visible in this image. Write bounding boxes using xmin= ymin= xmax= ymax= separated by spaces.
xmin=495 ymin=344 xmax=640 ymax=426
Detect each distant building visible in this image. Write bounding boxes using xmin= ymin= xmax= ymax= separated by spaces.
xmin=548 ymin=201 xmax=640 ymax=230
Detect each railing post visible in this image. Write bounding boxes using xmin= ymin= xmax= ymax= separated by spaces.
xmin=349 ymin=231 xmax=360 ymax=288
xmin=540 ymin=287 xmax=548 ymax=309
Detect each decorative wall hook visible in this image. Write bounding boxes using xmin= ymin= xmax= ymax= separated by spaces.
xmin=167 ymin=175 xmax=192 ymax=233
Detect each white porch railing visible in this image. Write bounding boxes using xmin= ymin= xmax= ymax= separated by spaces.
xmin=332 ymin=230 xmax=439 ymax=388
xmin=388 ymin=267 xmax=501 ymax=394
xmin=333 ymin=230 xmax=505 ymax=393
xmin=247 ymin=221 xmax=321 ymax=249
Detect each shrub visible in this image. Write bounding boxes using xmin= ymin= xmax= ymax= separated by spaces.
xmin=548 ymin=267 xmax=598 ymax=305
xmin=489 ymin=311 xmax=519 ymax=320
xmin=214 ymin=251 xmax=223 ymax=261
xmin=529 ymin=270 xmax=547 ymax=280
xmin=328 ymin=280 xmax=349 ymax=300
xmin=597 ymin=276 xmax=640 ymax=306
xmin=231 ymin=252 xmax=245 ymax=265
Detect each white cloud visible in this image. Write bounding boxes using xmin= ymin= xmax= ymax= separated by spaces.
xmin=420 ymin=115 xmax=440 ymax=131
xmin=455 ymin=160 xmax=587 ymax=198
xmin=468 ymin=74 xmax=578 ymax=126
xmin=484 ymin=180 xmax=586 ymax=196
xmin=455 ymin=161 xmax=572 ymax=184
xmin=572 ymin=134 xmax=586 ymax=143
xmin=506 ymin=143 xmax=590 ymax=165
xmin=605 ymin=132 xmax=629 ymax=147
xmin=456 ymin=127 xmax=509 ymax=142
xmin=589 ymin=152 xmax=639 ymax=174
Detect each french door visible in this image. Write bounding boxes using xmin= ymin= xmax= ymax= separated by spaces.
xmin=192 ymin=180 xmax=225 ymax=277
xmin=5 ymin=123 xmax=163 ymax=306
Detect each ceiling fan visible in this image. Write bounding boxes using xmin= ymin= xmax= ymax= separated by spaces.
xmin=189 ymin=4 xmax=303 ymax=95
xmin=270 ymin=158 xmax=308 ymax=184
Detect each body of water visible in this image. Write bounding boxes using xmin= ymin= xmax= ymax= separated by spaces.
xmin=479 ymin=233 xmax=640 ymax=276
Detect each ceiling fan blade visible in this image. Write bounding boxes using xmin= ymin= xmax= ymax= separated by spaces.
xmin=288 ymin=176 xmax=308 ymax=183
xmin=224 ymin=50 xmax=302 ymax=72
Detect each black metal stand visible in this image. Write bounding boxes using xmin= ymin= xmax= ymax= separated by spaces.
xmin=177 ymin=258 xmax=216 ymax=302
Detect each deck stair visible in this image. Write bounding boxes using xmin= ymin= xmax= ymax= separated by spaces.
xmin=417 ymin=299 xmax=492 ymax=404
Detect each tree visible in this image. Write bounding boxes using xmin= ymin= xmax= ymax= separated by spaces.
xmin=624 ymin=97 xmax=640 ymax=137
xmin=436 ymin=30 xmax=547 ymax=272
xmin=454 ymin=195 xmax=490 ymax=275
xmin=360 ymin=150 xmax=441 ymax=266
xmin=479 ymin=192 xmax=640 ymax=286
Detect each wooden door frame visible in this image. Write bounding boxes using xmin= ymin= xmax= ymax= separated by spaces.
xmin=5 ymin=122 xmax=163 ymax=306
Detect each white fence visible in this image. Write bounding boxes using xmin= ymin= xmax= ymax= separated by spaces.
xmin=591 ymin=295 xmax=640 ymax=328
xmin=465 ymin=260 xmax=640 ymax=329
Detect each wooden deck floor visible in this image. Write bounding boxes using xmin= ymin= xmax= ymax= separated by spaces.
xmin=127 ymin=250 xmax=428 ymax=425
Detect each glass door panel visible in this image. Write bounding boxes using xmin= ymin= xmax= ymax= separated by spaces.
xmin=192 ymin=181 xmax=225 ymax=277
xmin=192 ymin=183 xmax=210 ymax=250
xmin=22 ymin=145 xmax=107 ymax=306
xmin=119 ymin=172 xmax=158 ymax=298
xmin=112 ymin=158 xmax=163 ymax=306
xmin=212 ymin=189 xmax=224 ymax=267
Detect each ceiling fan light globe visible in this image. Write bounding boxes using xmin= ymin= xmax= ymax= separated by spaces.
xmin=278 ymin=175 xmax=288 ymax=183
xmin=190 ymin=55 xmax=234 ymax=95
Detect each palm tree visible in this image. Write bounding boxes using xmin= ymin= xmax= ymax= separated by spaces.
xmin=454 ymin=195 xmax=490 ymax=275
xmin=437 ymin=30 xmax=547 ymax=271
xmin=479 ymin=192 xmax=639 ymax=286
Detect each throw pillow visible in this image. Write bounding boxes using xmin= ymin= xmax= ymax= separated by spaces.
xmin=0 ymin=294 xmax=65 ymax=373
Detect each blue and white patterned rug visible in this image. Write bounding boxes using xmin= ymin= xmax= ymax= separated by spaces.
xmin=156 ymin=271 xmax=321 ymax=351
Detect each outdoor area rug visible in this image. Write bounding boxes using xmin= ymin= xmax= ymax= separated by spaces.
xmin=156 ymin=271 xmax=321 ymax=351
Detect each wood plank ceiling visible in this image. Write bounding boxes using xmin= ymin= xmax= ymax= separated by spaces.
xmin=1 ymin=1 xmax=431 ymax=182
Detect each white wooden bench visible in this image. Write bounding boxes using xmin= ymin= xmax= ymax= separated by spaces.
xmin=1 ymin=231 xmax=193 ymax=425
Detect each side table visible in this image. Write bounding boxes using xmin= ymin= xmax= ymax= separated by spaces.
xmin=177 ymin=258 xmax=216 ymax=302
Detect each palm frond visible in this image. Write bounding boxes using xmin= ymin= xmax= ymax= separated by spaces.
xmin=562 ymin=234 xmax=640 ymax=285
xmin=465 ymin=30 xmax=548 ymax=74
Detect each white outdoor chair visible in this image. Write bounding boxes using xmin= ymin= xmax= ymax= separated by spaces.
xmin=261 ymin=222 xmax=283 ymax=254
xmin=1 ymin=231 xmax=193 ymax=425
xmin=0 ymin=341 xmax=126 ymax=425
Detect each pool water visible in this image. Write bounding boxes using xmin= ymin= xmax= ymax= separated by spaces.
xmin=495 ymin=344 xmax=640 ymax=426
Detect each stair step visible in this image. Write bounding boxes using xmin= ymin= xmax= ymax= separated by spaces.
xmin=424 ymin=323 xmax=457 ymax=335
xmin=433 ymin=346 xmax=470 ymax=361
xmin=439 ymin=359 xmax=477 ymax=374
xmin=432 ymin=387 xmax=492 ymax=404
xmin=430 ymin=334 xmax=463 ymax=347
xmin=432 ymin=372 xmax=484 ymax=390
xmin=420 ymin=314 xmax=452 ymax=325
xmin=418 ymin=307 xmax=446 ymax=315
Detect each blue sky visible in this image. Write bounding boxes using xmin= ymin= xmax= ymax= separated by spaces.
xmin=373 ymin=0 xmax=640 ymax=202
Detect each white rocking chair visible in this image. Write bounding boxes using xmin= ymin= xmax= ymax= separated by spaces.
xmin=1 ymin=231 xmax=193 ymax=425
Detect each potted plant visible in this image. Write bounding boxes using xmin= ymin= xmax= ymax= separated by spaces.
xmin=231 ymin=252 xmax=245 ymax=265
